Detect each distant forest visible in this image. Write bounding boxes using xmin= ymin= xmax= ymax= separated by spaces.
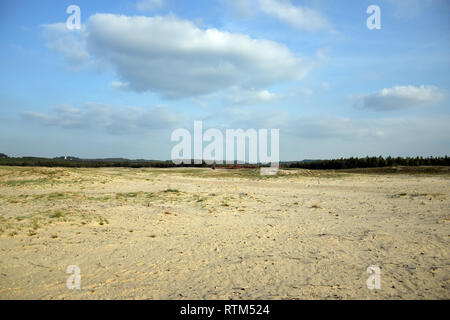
xmin=0 ymin=153 xmax=449 ymax=170
xmin=284 ymin=156 xmax=450 ymax=169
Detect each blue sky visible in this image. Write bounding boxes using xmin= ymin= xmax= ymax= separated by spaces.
xmin=0 ymin=0 xmax=449 ymax=160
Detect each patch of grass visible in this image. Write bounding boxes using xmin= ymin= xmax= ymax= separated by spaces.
xmin=50 ymin=210 xmax=66 ymax=219
xmin=410 ymin=193 xmax=429 ymax=197
xmin=392 ymin=192 xmax=443 ymax=199
xmin=47 ymin=192 xmax=66 ymax=200
xmin=0 ymin=208 xmax=107 ymax=236
xmin=24 ymin=192 xmax=82 ymax=202
xmin=116 ymin=192 xmax=138 ymax=198
xmin=97 ymin=216 xmax=109 ymax=225
xmin=164 ymin=189 xmax=180 ymax=193
xmin=30 ymin=218 xmax=41 ymax=230
xmin=191 ymin=194 xmax=206 ymax=203
xmin=3 ymin=178 xmax=51 ymax=187
xmin=85 ymin=194 xmax=113 ymax=201
xmin=0 ymin=213 xmax=44 ymax=235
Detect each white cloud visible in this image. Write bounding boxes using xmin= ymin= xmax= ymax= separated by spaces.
xmin=258 ymin=0 xmax=332 ymax=32
xmin=109 ymin=81 xmax=130 ymax=90
xmin=225 ymin=86 xmax=278 ymax=105
xmin=21 ymin=103 xmax=186 ymax=135
xmin=136 ymin=0 xmax=165 ymax=11
xmin=41 ymin=23 xmax=89 ymax=65
xmin=41 ymin=14 xmax=313 ymax=98
xmin=353 ymin=85 xmax=445 ymax=111
xmin=85 ymin=14 xmax=311 ymax=98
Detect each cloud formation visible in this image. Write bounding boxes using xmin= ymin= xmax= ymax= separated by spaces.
xmin=41 ymin=13 xmax=317 ymax=99
xmin=353 ymin=85 xmax=445 ymax=111
xmin=84 ymin=14 xmax=311 ymax=98
xmin=224 ymin=86 xmax=278 ymax=105
xmin=258 ymin=0 xmax=332 ymax=32
xmin=109 ymin=81 xmax=130 ymax=90
xmin=41 ymin=23 xmax=89 ymax=65
xmin=21 ymin=103 xmax=186 ymax=135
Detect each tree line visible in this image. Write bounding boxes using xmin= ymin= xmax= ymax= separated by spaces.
xmin=0 ymin=156 xmax=176 ymax=168
xmin=0 ymin=154 xmax=449 ymax=170
xmin=283 ymin=156 xmax=450 ymax=170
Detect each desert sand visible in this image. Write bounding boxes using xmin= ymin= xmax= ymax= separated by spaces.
xmin=0 ymin=166 xmax=448 ymax=299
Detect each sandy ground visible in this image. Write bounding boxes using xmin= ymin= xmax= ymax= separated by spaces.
xmin=0 ymin=166 xmax=448 ymax=299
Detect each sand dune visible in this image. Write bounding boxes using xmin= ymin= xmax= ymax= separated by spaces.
xmin=0 ymin=166 xmax=448 ymax=299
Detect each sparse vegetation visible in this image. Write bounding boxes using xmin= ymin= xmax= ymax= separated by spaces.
xmin=116 ymin=192 xmax=138 ymax=198
xmin=50 ymin=210 xmax=66 ymax=219
xmin=0 ymin=207 xmax=109 ymax=236
xmin=164 ymin=189 xmax=180 ymax=193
